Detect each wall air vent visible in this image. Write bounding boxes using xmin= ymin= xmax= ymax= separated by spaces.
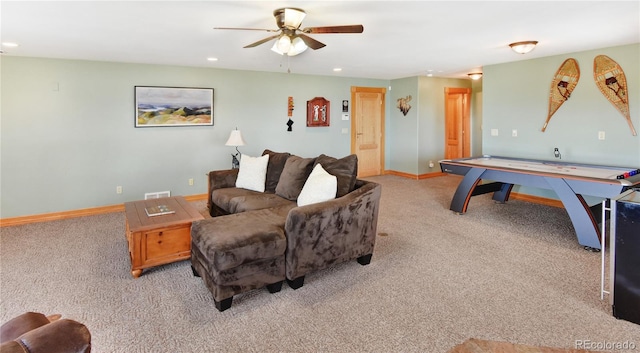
xmin=144 ymin=191 xmax=171 ymax=200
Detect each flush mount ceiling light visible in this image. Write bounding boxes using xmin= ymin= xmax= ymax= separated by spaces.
xmin=468 ymin=73 xmax=483 ymax=80
xmin=509 ymin=41 xmax=538 ymax=54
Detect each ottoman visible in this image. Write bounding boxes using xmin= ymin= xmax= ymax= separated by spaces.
xmin=190 ymin=206 xmax=291 ymax=311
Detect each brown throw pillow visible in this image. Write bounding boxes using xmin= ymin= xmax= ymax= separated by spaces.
xmin=275 ymin=155 xmax=316 ymax=201
xmin=262 ymin=149 xmax=291 ymax=193
xmin=314 ymin=154 xmax=358 ymax=197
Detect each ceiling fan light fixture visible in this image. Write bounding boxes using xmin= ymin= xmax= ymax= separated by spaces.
xmin=283 ymin=8 xmax=306 ymax=29
xmin=271 ymin=35 xmax=308 ymax=56
xmin=509 ymin=40 xmax=538 ymax=54
xmin=276 ymin=35 xmax=292 ymax=52
xmin=468 ymin=73 xmax=483 ymax=80
xmin=288 ymin=36 xmax=308 ymax=56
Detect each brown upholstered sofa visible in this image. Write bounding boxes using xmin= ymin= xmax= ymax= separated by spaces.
xmin=191 ymin=149 xmax=382 ymax=311
xmin=0 ymin=312 xmax=91 ymax=353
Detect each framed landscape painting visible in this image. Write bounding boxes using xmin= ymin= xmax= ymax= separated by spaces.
xmin=135 ymin=86 xmax=214 ymax=127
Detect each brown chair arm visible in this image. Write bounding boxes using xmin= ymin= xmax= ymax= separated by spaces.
xmin=1 ymin=319 xmax=91 ymax=353
xmin=207 ymin=169 xmax=239 ymax=210
xmin=0 ymin=312 xmax=50 ymax=342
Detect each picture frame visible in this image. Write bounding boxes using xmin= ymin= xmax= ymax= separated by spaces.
xmin=306 ymin=97 xmax=330 ymax=127
xmin=135 ymin=86 xmax=214 ymax=127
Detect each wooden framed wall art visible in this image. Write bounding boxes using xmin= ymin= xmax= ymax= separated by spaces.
xmin=135 ymin=86 xmax=214 ymax=127
xmin=307 ymin=97 xmax=330 ymax=127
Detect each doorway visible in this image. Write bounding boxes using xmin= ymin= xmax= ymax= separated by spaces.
xmin=351 ymin=86 xmax=386 ymax=177
xmin=444 ymin=87 xmax=471 ymax=159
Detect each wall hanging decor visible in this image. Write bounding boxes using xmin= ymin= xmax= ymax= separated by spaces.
xmin=307 ymin=97 xmax=330 ymax=127
xmin=542 ymin=58 xmax=580 ymax=132
xmin=593 ymin=55 xmax=636 ymax=136
xmin=287 ymin=96 xmax=294 ymax=131
xmin=135 ymin=86 xmax=214 ymax=127
xmin=397 ymin=95 xmax=412 ymax=116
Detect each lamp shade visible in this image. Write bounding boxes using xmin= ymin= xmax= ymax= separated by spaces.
xmin=509 ymin=41 xmax=538 ymax=54
xmin=225 ymin=130 xmax=246 ymax=147
xmin=271 ymin=35 xmax=308 ymax=56
xmin=283 ymin=8 xmax=306 ymax=28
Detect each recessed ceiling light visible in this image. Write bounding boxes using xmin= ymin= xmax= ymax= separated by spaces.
xmin=333 ymin=68 xmax=342 ymax=72
xmin=2 ymin=42 xmax=19 ymax=47
xmin=207 ymin=57 xmax=218 ymax=62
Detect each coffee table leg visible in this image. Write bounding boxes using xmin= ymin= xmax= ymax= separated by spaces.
xmin=131 ymin=269 xmax=143 ymax=278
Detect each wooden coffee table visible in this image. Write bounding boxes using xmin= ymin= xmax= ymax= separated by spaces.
xmin=124 ymin=196 xmax=204 ymax=278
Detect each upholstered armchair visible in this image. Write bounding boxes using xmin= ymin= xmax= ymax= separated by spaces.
xmin=0 ymin=312 xmax=91 ymax=353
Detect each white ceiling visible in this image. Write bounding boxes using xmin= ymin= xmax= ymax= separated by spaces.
xmin=1 ymin=1 xmax=639 ymax=80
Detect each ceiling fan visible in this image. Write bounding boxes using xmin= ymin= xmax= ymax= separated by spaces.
xmin=215 ymin=8 xmax=364 ymax=56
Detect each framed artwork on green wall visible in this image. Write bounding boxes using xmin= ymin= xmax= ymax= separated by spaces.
xmin=135 ymin=86 xmax=214 ymax=127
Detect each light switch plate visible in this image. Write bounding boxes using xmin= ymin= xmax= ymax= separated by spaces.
xmin=342 ymin=113 xmax=349 ymax=120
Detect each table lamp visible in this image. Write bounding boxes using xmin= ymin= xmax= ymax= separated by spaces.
xmin=225 ymin=129 xmax=246 ymax=169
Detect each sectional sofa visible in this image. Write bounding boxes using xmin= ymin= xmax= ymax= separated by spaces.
xmin=190 ymin=149 xmax=382 ymax=311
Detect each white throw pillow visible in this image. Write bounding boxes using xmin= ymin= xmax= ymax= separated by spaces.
xmin=297 ymin=164 xmax=337 ymax=207
xmin=235 ymin=154 xmax=269 ymax=192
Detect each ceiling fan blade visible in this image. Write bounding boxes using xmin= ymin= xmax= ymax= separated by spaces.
xmin=298 ymin=34 xmax=326 ymax=50
xmin=303 ymin=25 xmax=364 ymax=34
xmin=214 ymin=27 xmax=279 ymax=32
xmin=243 ymin=34 xmax=281 ymax=48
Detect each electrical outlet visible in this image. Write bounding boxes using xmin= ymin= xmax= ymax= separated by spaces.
xmin=188 ymin=178 xmax=194 ymax=186
xmin=598 ymin=131 xmax=605 ymax=140
xmin=116 ymin=186 xmax=122 ymax=194
xmin=512 ymin=129 xmax=517 ymax=137
xmin=491 ymin=129 xmax=498 ymax=136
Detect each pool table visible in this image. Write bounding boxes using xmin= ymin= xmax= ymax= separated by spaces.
xmin=439 ymin=156 xmax=640 ymax=250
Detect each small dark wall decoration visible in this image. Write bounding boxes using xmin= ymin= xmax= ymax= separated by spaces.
xmin=287 ymin=96 xmax=294 ymax=131
xmin=307 ymin=97 xmax=330 ymax=127
xmin=397 ymin=95 xmax=412 ymax=116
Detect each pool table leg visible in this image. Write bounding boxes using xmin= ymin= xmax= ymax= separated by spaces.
xmin=450 ymin=168 xmax=486 ymax=214
xmin=545 ymin=177 xmax=601 ymax=250
xmin=492 ymin=183 xmax=514 ymax=203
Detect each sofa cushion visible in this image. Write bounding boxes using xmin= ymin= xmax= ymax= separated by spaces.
xmin=230 ymin=194 xmax=296 ymax=213
xmin=212 ymin=187 xmax=264 ymax=214
xmin=236 ymin=154 xmax=269 ymax=192
xmin=275 ymin=155 xmax=316 ymax=201
xmin=297 ymin=164 xmax=337 ymax=207
xmin=314 ymin=154 xmax=358 ymax=197
xmin=262 ymin=149 xmax=291 ymax=193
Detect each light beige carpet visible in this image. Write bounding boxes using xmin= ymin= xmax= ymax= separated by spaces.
xmin=1 ymin=175 xmax=639 ymax=352
xmin=446 ymin=338 xmax=604 ymax=353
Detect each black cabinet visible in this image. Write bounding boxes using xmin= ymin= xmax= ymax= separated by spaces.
xmin=612 ymin=190 xmax=640 ymax=326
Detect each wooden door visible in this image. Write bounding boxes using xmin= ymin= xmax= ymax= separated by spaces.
xmin=351 ymin=86 xmax=385 ymax=177
xmin=444 ymin=87 xmax=471 ymax=159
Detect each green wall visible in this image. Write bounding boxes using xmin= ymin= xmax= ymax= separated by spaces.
xmin=0 ymin=57 xmax=387 ymax=218
xmin=387 ymin=76 xmax=472 ymax=175
xmin=483 ymin=43 xmax=640 ymax=200
xmin=388 ymin=76 xmax=419 ymax=174
xmin=2 ymin=43 xmax=637 ymax=218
